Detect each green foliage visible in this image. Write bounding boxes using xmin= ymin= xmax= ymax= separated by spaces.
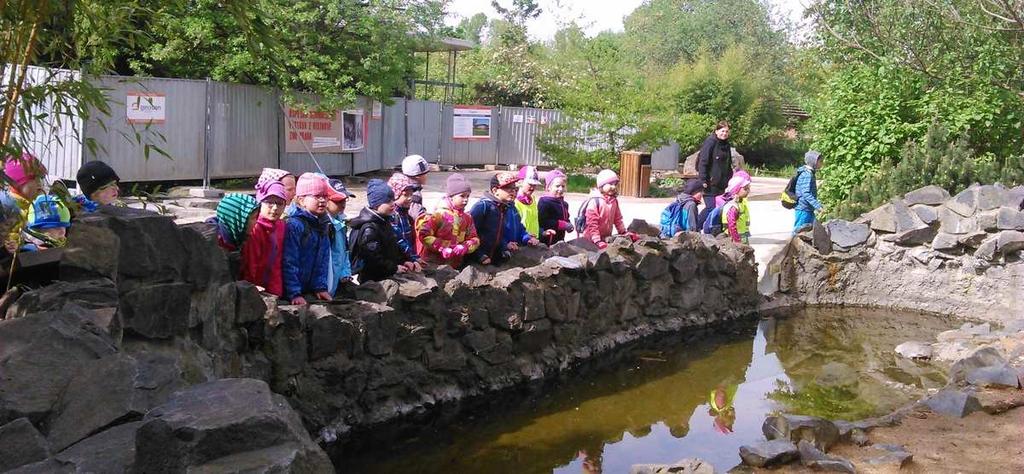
xmin=767 ymin=380 xmax=877 ymax=421
xmin=565 ymin=174 xmax=593 ymax=194
xmin=835 ymin=123 xmax=1024 ymax=219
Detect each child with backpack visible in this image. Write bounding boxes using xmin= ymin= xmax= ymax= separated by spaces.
xmin=582 ymin=170 xmax=638 ymax=249
xmin=538 ymin=169 xmax=573 ymax=245
xmin=470 ymin=172 xmax=540 ymax=265
xmin=1 ymin=153 xmax=46 ymax=253
xmin=514 ymin=165 xmax=543 ymax=238
xmin=659 ymin=179 xmax=703 ymax=238
xmin=416 ymin=174 xmax=480 ymax=268
xmin=325 ymin=178 xmax=354 ymax=296
xmin=793 ymin=150 xmax=824 ymax=233
xmin=283 ymin=173 xmax=334 ymax=305
xmin=720 ymin=175 xmax=752 ymax=244
xmin=348 ymin=179 xmax=419 ymax=282
xmin=239 ymin=180 xmax=288 ymax=297
xmin=387 ymin=173 xmax=423 ymax=265
xmin=21 ymin=195 xmax=71 ymax=251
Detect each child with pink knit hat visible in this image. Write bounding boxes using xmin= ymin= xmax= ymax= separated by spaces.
xmin=282 ymin=173 xmax=333 ymax=305
xmin=0 ymin=153 xmax=47 ymax=253
xmin=719 ymin=174 xmax=752 ymax=244
xmin=582 ymin=169 xmax=638 ymax=249
xmin=537 ymin=169 xmax=573 ymax=245
xmin=239 ymin=180 xmax=289 ymax=296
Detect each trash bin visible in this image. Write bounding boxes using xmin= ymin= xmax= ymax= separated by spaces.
xmin=619 ymin=150 xmax=652 ymax=197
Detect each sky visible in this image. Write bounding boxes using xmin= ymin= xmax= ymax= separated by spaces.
xmin=445 ymin=0 xmax=809 ymax=42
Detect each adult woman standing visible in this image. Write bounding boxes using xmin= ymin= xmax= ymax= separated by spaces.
xmin=697 ymin=121 xmax=733 ymax=215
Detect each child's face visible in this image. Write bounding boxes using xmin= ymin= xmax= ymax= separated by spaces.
xmin=493 ymin=185 xmax=516 ymax=203
xmin=91 ymin=182 xmax=119 ymax=205
xmin=42 ymin=227 xmax=66 ymax=240
xmin=300 ymin=194 xmax=328 ymax=215
xmin=693 ymin=191 xmax=703 ymax=204
xmin=450 ymin=192 xmax=470 ymax=210
xmin=737 ymin=184 xmax=751 ymax=199
xmin=281 ymin=175 xmax=297 ymax=201
xmin=815 ymin=157 xmax=824 ymax=170
xmin=395 ymin=188 xmax=414 ymax=208
xmin=260 ymin=196 xmax=285 ymax=221
xmin=412 ymin=173 xmax=427 ymax=185
xmin=600 ymin=182 xmax=617 ymax=196
xmin=326 ymin=199 xmax=346 ymax=216
xmin=376 ymin=202 xmax=395 ymax=216
xmin=17 ymin=180 xmax=41 ymax=200
xmin=520 ymin=183 xmax=535 ymax=197
xmin=550 ymin=178 xmax=566 ymax=198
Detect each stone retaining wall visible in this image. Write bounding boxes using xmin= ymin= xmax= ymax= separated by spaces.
xmin=0 ymin=206 xmax=759 ymax=471
xmin=761 ymin=183 xmax=1024 ymax=321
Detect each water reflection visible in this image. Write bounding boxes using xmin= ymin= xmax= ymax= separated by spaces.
xmin=349 ymin=307 xmax=952 ymax=474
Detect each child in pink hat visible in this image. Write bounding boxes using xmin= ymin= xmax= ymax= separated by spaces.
xmin=0 ymin=153 xmax=47 ymax=253
xmin=239 ymin=180 xmax=289 ymax=296
xmin=582 ymin=169 xmax=637 ymax=249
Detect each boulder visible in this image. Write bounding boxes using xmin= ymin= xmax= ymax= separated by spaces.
xmin=937 ymin=329 xmax=971 ymax=342
xmin=938 ymin=207 xmax=978 ymax=234
xmin=975 ymin=235 xmax=999 ymax=261
xmin=997 ymin=206 xmax=1024 ymax=230
xmin=812 ymin=222 xmax=832 ymax=254
xmin=978 ymin=210 xmax=998 ymax=231
xmin=925 ymin=388 xmax=982 ymax=418
xmin=826 ymin=220 xmax=871 ymax=249
xmin=895 ymin=341 xmax=933 ymax=359
xmin=862 ymin=203 xmax=896 ymax=233
xmin=58 ymin=221 xmax=120 ymax=283
xmin=797 ymin=440 xmax=855 ymax=473
xmin=865 ymin=444 xmax=913 ymax=469
xmin=965 ymin=364 xmax=1021 ymax=388
xmin=888 ymin=199 xmax=934 ymax=244
xmin=50 ymin=421 xmax=142 ymax=473
xmin=930 ymin=232 xmax=960 ymax=252
xmin=118 ymin=282 xmax=192 ymax=338
xmin=763 ymin=414 xmax=840 ymax=451
xmin=0 ymin=418 xmax=50 ymax=472
xmin=958 ymin=230 xmax=989 ymax=248
xmin=627 ymin=218 xmax=662 ymax=238
xmin=911 ymin=205 xmax=939 ymax=225
xmin=976 ymin=184 xmax=1007 ymax=211
xmin=635 ymin=253 xmax=670 ymax=280
xmin=950 ymin=346 xmax=1007 ymax=383
xmin=961 ymin=322 xmax=991 ymax=335
xmin=46 ymin=352 xmax=181 ymax=452
xmin=0 ymin=308 xmax=117 ymax=426
xmin=739 ymin=439 xmax=799 ymax=467
xmin=629 ymin=458 xmax=714 ymax=474
xmin=947 ymin=186 xmax=979 ymax=217
xmin=998 ymin=230 xmax=1024 ymax=254
xmin=133 ymin=378 xmax=332 ymax=473
xmin=904 ymin=185 xmax=950 ymax=206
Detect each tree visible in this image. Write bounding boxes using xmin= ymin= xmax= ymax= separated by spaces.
xmin=455 ymin=12 xmax=489 ymax=45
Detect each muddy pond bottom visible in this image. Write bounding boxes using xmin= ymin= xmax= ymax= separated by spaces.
xmin=342 ymin=307 xmax=954 ymax=473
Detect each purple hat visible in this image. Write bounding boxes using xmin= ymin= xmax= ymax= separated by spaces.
xmin=256 ymin=180 xmax=288 ymax=202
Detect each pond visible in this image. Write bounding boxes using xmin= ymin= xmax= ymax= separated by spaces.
xmin=340 ymin=307 xmax=954 ymax=473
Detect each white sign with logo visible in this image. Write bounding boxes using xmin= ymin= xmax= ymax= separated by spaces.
xmin=126 ymin=92 xmax=166 ymax=124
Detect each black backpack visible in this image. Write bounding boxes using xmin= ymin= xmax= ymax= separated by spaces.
xmin=780 ymin=170 xmax=801 ymax=209
xmin=574 ymin=197 xmax=599 ymax=234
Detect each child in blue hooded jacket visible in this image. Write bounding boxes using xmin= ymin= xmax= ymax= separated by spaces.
xmin=469 ymin=172 xmax=540 ymax=265
xmin=325 ymin=178 xmax=354 ymax=296
xmin=793 ymin=150 xmax=824 ymax=234
xmin=283 ymin=173 xmax=333 ymax=305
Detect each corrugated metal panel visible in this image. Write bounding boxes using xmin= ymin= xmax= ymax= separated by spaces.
xmin=651 ymin=141 xmax=680 ymax=170
xmin=207 ymin=82 xmax=279 ymax=178
xmin=85 ymin=76 xmax=207 ymax=181
xmin=405 ymin=100 xmax=442 ymax=164
xmin=440 ymin=104 xmax=498 ymax=166
xmin=381 ymin=98 xmax=406 ymax=170
xmin=351 ymin=96 xmax=375 ymax=175
xmin=496 ymin=107 xmax=562 ymax=166
xmin=4 ymin=65 xmax=83 ymax=180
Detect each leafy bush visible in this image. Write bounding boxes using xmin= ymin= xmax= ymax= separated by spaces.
xmin=833 ymin=122 xmax=1024 ymax=219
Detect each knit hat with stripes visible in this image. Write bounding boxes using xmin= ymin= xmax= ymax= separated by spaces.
xmin=215 ymin=193 xmax=259 ymax=247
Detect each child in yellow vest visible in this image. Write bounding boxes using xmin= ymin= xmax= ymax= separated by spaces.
xmin=720 ymin=175 xmax=751 ymax=244
xmin=514 ymin=166 xmax=543 ymax=238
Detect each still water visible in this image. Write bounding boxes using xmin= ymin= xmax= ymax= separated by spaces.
xmin=345 ymin=307 xmax=953 ymax=473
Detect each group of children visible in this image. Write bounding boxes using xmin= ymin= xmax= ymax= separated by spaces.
xmin=658 ymin=172 xmax=753 ymax=244
xmin=0 ymin=154 xmax=122 ymax=260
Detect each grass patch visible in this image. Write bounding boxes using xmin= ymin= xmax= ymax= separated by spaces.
xmin=748 ymin=163 xmax=798 ymax=179
xmin=566 ymin=174 xmax=593 ymax=193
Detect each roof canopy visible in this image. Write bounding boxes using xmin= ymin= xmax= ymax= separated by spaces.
xmin=414 ymin=36 xmax=475 ymax=53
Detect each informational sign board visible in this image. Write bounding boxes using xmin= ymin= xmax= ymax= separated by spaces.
xmin=453 ymin=105 xmax=492 ymax=139
xmin=342 ymin=109 xmax=365 ymax=151
xmin=126 ymin=92 xmax=166 ymax=124
xmin=285 ymin=108 xmax=343 ymax=153
xmin=512 ymin=114 xmax=524 ymax=123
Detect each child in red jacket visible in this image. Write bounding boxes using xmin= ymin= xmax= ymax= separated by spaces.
xmin=582 ymin=170 xmax=638 ymax=249
xmin=240 ymin=180 xmax=288 ymax=296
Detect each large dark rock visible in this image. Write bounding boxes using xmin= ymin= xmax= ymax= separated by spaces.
xmin=904 ymin=185 xmax=950 ymax=206
xmin=950 ymin=346 xmax=1007 ymax=383
xmin=134 ymin=378 xmax=332 ymax=473
xmin=0 ymin=418 xmax=50 ymax=472
xmin=627 ymin=218 xmax=662 ymax=238
xmin=119 ymin=282 xmax=192 ymax=338
xmin=82 ymin=207 xmax=189 ymax=287
xmin=52 ymin=421 xmax=142 ymax=473
xmin=912 ymin=205 xmax=939 ymax=225
xmin=865 ymin=443 xmax=913 ymax=469
xmin=965 ymin=364 xmax=1020 ymax=388
xmin=976 ymin=184 xmax=1008 ymax=211
xmin=46 ymin=352 xmax=181 ymax=452
xmin=925 ymin=388 xmax=982 ymax=418
xmin=948 ymin=186 xmax=979 ymax=217
xmin=862 ymin=203 xmax=896 ymax=233
xmin=826 ymin=220 xmax=871 ymax=249
xmin=797 ymin=440 xmax=855 ymax=473
xmin=763 ymin=414 xmax=840 ymax=451
xmin=739 ymin=439 xmax=799 ymax=467
xmin=635 ymin=252 xmax=670 ymax=280
xmin=59 ymin=221 xmax=119 ymax=283
xmin=0 ymin=308 xmax=117 ymax=425
xmin=886 ymin=199 xmax=934 ymax=244
xmin=997 ymin=206 xmax=1024 ymax=230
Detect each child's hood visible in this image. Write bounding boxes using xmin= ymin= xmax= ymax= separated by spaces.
xmin=348 ymin=207 xmax=387 ymax=228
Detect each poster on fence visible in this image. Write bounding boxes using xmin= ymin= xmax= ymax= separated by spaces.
xmin=285 ymin=108 xmax=343 ymax=153
xmin=342 ymin=109 xmax=365 ymax=151
xmin=453 ymin=105 xmax=491 ymax=139
xmin=126 ymin=92 xmax=166 ymax=124
xmin=371 ymin=101 xmax=382 ymax=120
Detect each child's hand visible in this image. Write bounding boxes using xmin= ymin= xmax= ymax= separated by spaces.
xmin=626 ymin=231 xmax=640 ymax=242
xmin=480 ymin=256 xmax=492 ymax=265
xmin=543 ymin=229 xmax=556 ymax=238
xmin=396 ymin=264 xmax=408 ymax=274
xmin=315 ymin=291 xmax=332 ymax=301
xmin=441 ymin=247 xmax=454 ymax=259
xmin=595 ymin=241 xmax=608 ymax=250
xmin=506 ymin=242 xmax=519 ymax=252
xmin=408 ymin=261 xmax=422 ymax=272
xmin=452 ymin=244 xmax=468 ymax=256
xmin=291 ymin=296 xmax=308 ymax=306
xmin=527 ymin=237 xmax=540 ymax=246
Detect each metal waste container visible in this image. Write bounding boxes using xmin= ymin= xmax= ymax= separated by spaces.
xmin=619 ymin=150 xmax=651 ymax=197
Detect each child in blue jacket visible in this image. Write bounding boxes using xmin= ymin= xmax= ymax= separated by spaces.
xmin=469 ymin=172 xmax=540 ymax=265
xmin=660 ymin=179 xmax=703 ymax=237
xmin=325 ymin=178 xmax=354 ymax=296
xmin=283 ymin=173 xmax=333 ymax=305
xmin=794 ymin=150 xmax=824 ymax=234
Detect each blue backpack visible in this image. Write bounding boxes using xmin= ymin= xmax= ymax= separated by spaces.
xmin=701 ymin=205 xmax=725 ymax=236
xmin=659 ymin=201 xmax=690 ymax=237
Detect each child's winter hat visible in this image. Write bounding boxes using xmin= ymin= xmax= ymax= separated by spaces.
xmin=27 ymin=195 xmax=71 ymax=230
xmin=4 ymin=152 xmax=46 ymax=188
xmin=76 ymin=161 xmax=119 ymax=199
xmin=295 ymin=172 xmax=329 ymax=197
xmin=680 ymin=179 xmax=704 ymax=196
xmin=446 ymin=173 xmax=472 ymax=197
xmin=257 ymin=168 xmax=292 ymax=188
xmin=255 ymin=180 xmax=288 ymax=203
xmin=490 ymin=172 xmax=520 ymax=190
xmin=401 ymin=155 xmax=429 ymax=177
xmin=215 ymin=194 xmax=259 ymax=247
xmin=367 ymin=179 xmax=395 ymax=209
xmin=725 ymin=174 xmax=752 ymax=197
xmin=326 ymin=178 xmax=354 ymax=202
xmin=517 ymin=166 xmax=542 ymax=186
xmin=596 ymin=169 xmax=619 ymax=188
xmin=387 ymin=173 xmax=422 ymax=198
xmin=544 ymin=169 xmax=567 ymax=191
xmin=805 ymin=150 xmax=822 ymax=167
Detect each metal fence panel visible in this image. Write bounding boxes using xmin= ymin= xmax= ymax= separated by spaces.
xmin=381 ymin=98 xmax=407 ymax=170
xmin=352 ymin=97 xmax=377 ymax=175
xmin=440 ymin=104 xmax=498 ymax=166
xmin=405 ymin=100 xmax=442 ymax=163
xmin=85 ymin=76 xmax=207 ymax=181
xmin=207 ymin=82 xmax=279 ymax=179
xmin=496 ymin=107 xmax=561 ymax=166
xmin=4 ymin=65 xmax=83 ymax=181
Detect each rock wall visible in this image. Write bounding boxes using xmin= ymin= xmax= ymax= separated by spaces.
xmin=0 ymin=206 xmax=759 ymax=472
xmin=761 ymin=184 xmax=1024 ymax=322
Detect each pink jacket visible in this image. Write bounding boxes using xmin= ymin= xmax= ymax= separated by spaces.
xmin=240 ymin=216 xmax=286 ymax=296
xmin=582 ymin=193 xmax=625 ymax=244
xmin=415 ymin=199 xmax=480 ymax=268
